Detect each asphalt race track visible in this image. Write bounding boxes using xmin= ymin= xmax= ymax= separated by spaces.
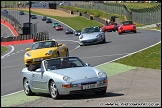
xmin=1 ymin=10 xmax=161 ymax=97
xmin=1 ymin=24 xmax=13 ymax=37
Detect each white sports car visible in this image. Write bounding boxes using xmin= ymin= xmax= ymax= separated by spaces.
xmin=22 ymin=56 xmax=108 ymax=99
xmin=79 ymin=26 xmax=106 ymax=46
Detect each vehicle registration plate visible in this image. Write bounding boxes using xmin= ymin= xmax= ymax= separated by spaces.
xmin=33 ymin=58 xmax=43 ymax=62
xmin=125 ymin=30 xmax=130 ymax=32
xmin=82 ymin=84 xmax=97 ymax=89
xmin=86 ymin=40 xmax=93 ymax=42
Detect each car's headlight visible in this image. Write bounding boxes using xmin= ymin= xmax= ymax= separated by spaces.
xmin=98 ymin=72 xmax=107 ymax=77
xmin=25 ymin=53 xmax=31 ymax=58
xmin=63 ymin=76 xmax=74 ymax=82
xmin=79 ymin=35 xmax=83 ymax=39
xmin=46 ymin=50 xmax=53 ymax=55
xmin=96 ymin=35 xmax=101 ymax=39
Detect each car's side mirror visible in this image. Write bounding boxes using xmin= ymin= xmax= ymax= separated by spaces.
xmin=58 ymin=43 xmax=63 ymax=46
xmin=85 ymin=63 xmax=90 ymax=66
xmin=26 ymin=48 xmax=30 ymax=51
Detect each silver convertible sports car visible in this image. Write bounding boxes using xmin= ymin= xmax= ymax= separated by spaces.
xmin=22 ymin=56 xmax=108 ymax=99
xmin=79 ymin=26 xmax=106 ymax=46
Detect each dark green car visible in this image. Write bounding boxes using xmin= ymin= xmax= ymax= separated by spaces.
xmin=52 ymin=22 xmax=58 ymax=28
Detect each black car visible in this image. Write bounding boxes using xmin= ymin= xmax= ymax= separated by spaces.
xmin=46 ymin=18 xmax=52 ymax=23
xmin=42 ymin=16 xmax=47 ymax=21
xmin=65 ymin=29 xmax=73 ymax=34
xmin=74 ymin=30 xmax=81 ymax=36
xmin=30 ymin=15 xmax=37 ymax=19
xmin=19 ymin=11 xmax=25 ymax=15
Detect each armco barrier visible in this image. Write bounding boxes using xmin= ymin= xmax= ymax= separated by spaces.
xmin=1 ymin=19 xmax=19 ymax=36
xmin=1 ymin=31 xmax=49 ymax=45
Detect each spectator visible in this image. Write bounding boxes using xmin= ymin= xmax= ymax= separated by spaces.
xmin=105 ymin=21 xmax=109 ymax=26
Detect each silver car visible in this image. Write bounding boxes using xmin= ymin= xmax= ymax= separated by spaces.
xmin=79 ymin=26 xmax=106 ymax=46
xmin=22 ymin=56 xmax=108 ymax=99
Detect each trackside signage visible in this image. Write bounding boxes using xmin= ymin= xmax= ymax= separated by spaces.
xmin=31 ymin=3 xmax=49 ymax=8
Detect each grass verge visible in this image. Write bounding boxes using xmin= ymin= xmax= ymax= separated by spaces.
xmin=115 ymin=43 xmax=161 ymax=70
xmin=1 ymin=46 xmax=7 ymax=54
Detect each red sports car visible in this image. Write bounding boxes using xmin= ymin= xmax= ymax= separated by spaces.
xmin=55 ymin=25 xmax=63 ymax=30
xmin=101 ymin=22 xmax=118 ymax=32
xmin=118 ymin=21 xmax=136 ymax=35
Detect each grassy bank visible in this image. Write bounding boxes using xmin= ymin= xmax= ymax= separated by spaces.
xmin=20 ymin=9 xmax=103 ymax=30
xmin=1 ymin=46 xmax=7 ymax=54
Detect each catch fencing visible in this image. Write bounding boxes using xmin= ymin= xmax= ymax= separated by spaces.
xmin=69 ymin=1 xmax=161 ymax=25
xmin=131 ymin=4 xmax=161 ymax=25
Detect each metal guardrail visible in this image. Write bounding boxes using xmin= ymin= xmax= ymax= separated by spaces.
xmin=1 ymin=12 xmax=23 ymax=35
xmin=1 ymin=31 xmax=49 ymax=42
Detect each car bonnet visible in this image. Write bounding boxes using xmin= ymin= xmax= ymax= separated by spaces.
xmin=81 ymin=32 xmax=101 ymax=40
xmin=54 ymin=67 xmax=98 ymax=80
xmin=26 ymin=48 xmax=57 ymax=58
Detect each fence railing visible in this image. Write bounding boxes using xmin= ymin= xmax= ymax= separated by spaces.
xmin=1 ymin=12 xmax=23 ymax=35
xmin=1 ymin=31 xmax=49 ymax=42
xmin=69 ymin=1 xmax=161 ymax=25
xmin=131 ymin=4 xmax=161 ymax=24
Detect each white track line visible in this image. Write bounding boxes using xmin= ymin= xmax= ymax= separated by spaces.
xmin=1 ymin=45 xmax=15 ymax=59
xmin=1 ymin=64 xmax=25 ymax=69
xmin=96 ymin=41 xmax=161 ymax=67
xmin=2 ymin=40 xmax=161 ymax=98
xmin=1 ymin=20 xmax=16 ymax=59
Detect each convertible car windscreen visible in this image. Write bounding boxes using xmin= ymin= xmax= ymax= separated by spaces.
xmin=81 ymin=27 xmax=100 ymax=34
xmin=44 ymin=57 xmax=86 ymax=70
xmin=30 ymin=41 xmax=56 ymax=50
xmin=122 ymin=21 xmax=133 ymax=25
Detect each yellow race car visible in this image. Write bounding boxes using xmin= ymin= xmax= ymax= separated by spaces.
xmin=24 ymin=39 xmax=69 ymax=68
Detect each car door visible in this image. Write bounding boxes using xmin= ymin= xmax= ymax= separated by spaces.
xmin=30 ymin=65 xmax=48 ymax=90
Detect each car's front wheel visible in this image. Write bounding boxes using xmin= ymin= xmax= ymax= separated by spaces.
xmin=23 ymin=78 xmax=36 ymax=96
xmin=26 ymin=64 xmax=29 ymax=67
xmin=49 ymin=80 xmax=60 ymax=99
xmin=118 ymin=32 xmax=122 ymax=35
xmin=102 ymin=37 xmax=106 ymax=43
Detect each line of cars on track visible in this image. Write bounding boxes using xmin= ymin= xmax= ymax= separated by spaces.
xmin=101 ymin=20 xmax=137 ymax=35
xmin=22 ymin=39 xmax=108 ymax=99
xmin=6 ymin=10 xmax=136 ymax=99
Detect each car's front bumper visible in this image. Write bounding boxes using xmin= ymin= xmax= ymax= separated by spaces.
xmin=57 ymin=77 xmax=108 ymax=95
xmin=79 ymin=38 xmax=103 ymax=45
xmin=25 ymin=55 xmax=57 ymax=65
